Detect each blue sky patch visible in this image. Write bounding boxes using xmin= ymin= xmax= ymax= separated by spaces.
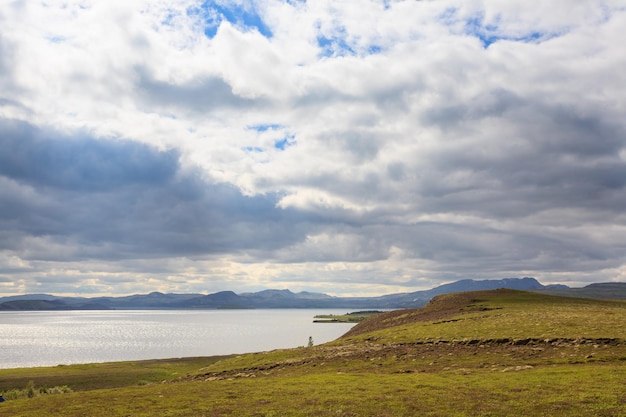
xmin=317 ymin=33 xmax=355 ymax=57
xmin=274 ymin=134 xmax=296 ymax=151
xmin=367 ymin=45 xmax=383 ymax=55
xmin=159 ymin=9 xmax=180 ymax=27
xmin=244 ymin=146 xmax=264 ymax=153
xmin=464 ymin=13 xmax=557 ymax=48
xmin=464 ymin=14 xmax=499 ymax=48
xmin=192 ymin=1 xmax=273 ymax=39
xmin=244 ymin=124 xmax=295 ymax=152
xmin=317 ymin=34 xmax=384 ymax=58
xmin=248 ymin=123 xmax=283 ymax=132
xmin=316 ymin=21 xmax=384 ymax=58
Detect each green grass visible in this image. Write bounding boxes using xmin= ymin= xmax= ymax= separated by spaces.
xmin=0 ymin=356 xmax=231 ymax=392
xmin=3 ymin=364 xmax=625 ymax=416
xmin=1 ymin=290 xmax=625 ymax=417
xmin=342 ymin=291 xmax=626 ymax=344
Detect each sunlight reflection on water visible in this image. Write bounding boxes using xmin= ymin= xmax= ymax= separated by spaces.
xmin=0 ymin=309 xmax=355 ymax=368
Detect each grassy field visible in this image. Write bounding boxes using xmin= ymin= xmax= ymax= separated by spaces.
xmin=1 ymin=289 xmax=625 ymax=416
xmin=0 ymin=356 xmax=231 ymax=394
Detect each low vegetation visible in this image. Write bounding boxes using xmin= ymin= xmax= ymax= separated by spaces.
xmin=0 ymin=380 xmax=72 ymax=400
xmin=1 ymin=289 xmax=625 ymax=416
xmin=313 ymin=310 xmax=384 ymax=323
xmin=0 ymin=356 xmax=231 ymax=394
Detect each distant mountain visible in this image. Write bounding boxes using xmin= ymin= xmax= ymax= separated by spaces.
xmin=345 ymin=277 xmax=547 ymax=309
xmin=177 ymin=291 xmax=251 ymax=309
xmin=91 ymin=292 xmax=203 ymax=309
xmin=0 ymin=294 xmax=65 ymax=302
xmin=0 ymin=299 xmax=110 ymax=310
xmin=0 ymin=291 xmax=202 ymax=310
xmin=1 ymin=278 xmax=623 ymax=311
xmin=532 ymin=282 xmax=626 ymax=300
xmin=180 ymin=289 xmax=337 ymax=309
xmin=0 ymin=299 xmax=69 ymax=310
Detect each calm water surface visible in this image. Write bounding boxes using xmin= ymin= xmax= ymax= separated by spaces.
xmin=0 ymin=309 xmax=355 ymax=369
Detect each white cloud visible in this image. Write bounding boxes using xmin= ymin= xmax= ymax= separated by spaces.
xmin=0 ymin=0 xmax=625 ymax=296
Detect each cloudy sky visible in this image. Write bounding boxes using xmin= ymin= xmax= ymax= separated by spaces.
xmin=1 ymin=0 xmax=625 ymax=297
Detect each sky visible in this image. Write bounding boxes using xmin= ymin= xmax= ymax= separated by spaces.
xmin=1 ymin=0 xmax=625 ymax=297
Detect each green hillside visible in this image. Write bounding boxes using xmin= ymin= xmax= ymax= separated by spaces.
xmin=1 ymin=290 xmax=625 ymax=416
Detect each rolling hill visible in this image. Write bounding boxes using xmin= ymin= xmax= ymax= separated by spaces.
xmin=1 ymin=289 xmax=624 ymax=416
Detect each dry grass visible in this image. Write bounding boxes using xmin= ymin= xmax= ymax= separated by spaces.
xmin=1 ymin=290 xmax=625 ymax=417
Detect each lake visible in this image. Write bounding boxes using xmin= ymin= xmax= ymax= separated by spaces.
xmin=0 ymin=309 xmax=356 ymax=369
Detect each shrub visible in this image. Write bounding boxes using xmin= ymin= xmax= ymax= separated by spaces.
xmin=0 ymin=381 xmax=73 ymax=400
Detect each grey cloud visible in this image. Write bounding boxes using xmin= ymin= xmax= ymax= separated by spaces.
xmin=0 ymin=35 xmax=7 ymax=77
xmin=0 ymin=119 xmax=318 ymax=261
xmin=414 ymin=90 xmax=626 ymax=220
xmin=0 ymin=97 xmax=28 ymax=111
xmin=271 ymin=224 xmax=393 ymax=264
xmin=326 ymin=129 xmax=382 ymax=164
xmin=514 ymin=103 xmax=624 ymax=159
xmin=420 ymin=88 xmax=522 ymax=129
xmin=262 ymin=80 xmax=626 ymax=277
xmin=365 ymin=218 xmax=624 ymax=283
xmin=387 ymin=162 xmax=406 ymax=182
xmin=135 ymin=67 xmax=266 ymax=112
xmin=0 ymin=33 xmax=21 ymax=99
xmin=1 ymin=1 xmax=625 ymax=294
xmin=0 ymin=119 xmax=179 ymax=191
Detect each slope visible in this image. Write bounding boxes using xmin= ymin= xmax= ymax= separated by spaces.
xmin=2 ymin=290 xmax=625 ymax=417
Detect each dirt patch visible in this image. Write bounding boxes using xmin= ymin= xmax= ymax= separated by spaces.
xmin=182 ymin=337 xmax=624 ymax=382
xmin=179 ymin=290 xmax=625 ymax=384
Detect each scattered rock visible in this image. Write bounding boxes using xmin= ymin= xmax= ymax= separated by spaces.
xmin=501 ymin=365 xmax=534 ymax=372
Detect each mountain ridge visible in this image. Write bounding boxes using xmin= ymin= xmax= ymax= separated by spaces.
xmin=1 ymin=278 xmax=624 ymax=310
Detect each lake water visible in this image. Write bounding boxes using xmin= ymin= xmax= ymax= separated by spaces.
xmin=0 ymin=309 xmax=356 ymax=369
